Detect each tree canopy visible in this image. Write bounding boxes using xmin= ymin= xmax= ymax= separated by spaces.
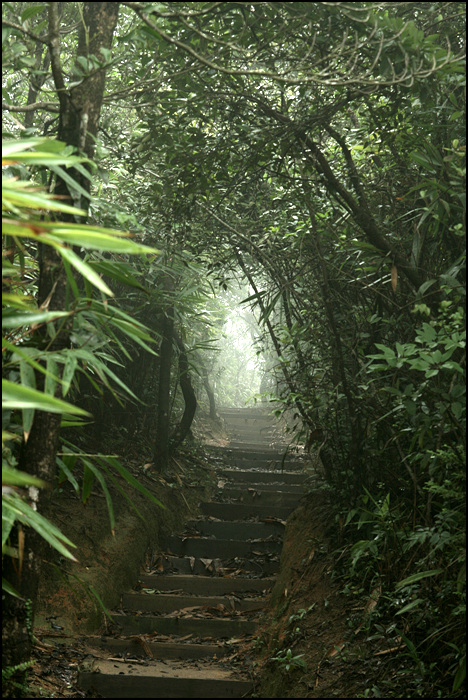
xmin=2 ymin=2 xmax=465 ymax=697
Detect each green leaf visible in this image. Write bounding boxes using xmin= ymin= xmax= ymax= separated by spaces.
xmin=396 ymin=598 xmax=424 ymax=615
xmin=453 ymin=657 xmax=466 ymax=692
xmin=395 ymin=569 xmax=443 ymax=590
xmin=3 ymin=492 xmax=77 ymax=561
xmin=45 ymin=226 xmax=160 ymax=254
xmin=2 ymin=379 xmax=90 ymax=416
xmin=82 ymin=461 xmax=94 ymax=504
xmin=2 ymin=182 xmax=87 ymax=215
xmin=2 ymin=578 xmax=23 ymax=598
xmin=52 ymin=244 xmax=113 ymax=295
xmin=45 ymin=357 xmax=59 ymax=397
xmin=2 ymin=466 xmax=46 ymax=488
xmin=2 ymin=310 xmax=71 ymax=328
xmin=82 ymin=459 xmax=115 ymax=533
xmin=419 ymin=323 xmax=437 ymax=343
xmin=19 ymin=353 xmax=36 ymax=436
xmin=62 ymin=354 xmax=78 ymax=396
xmin=88 ymin=260 xmax=148 ymax=291
xmin=21 ymin=5 xmax=46 ymax=22
xmin=104 ymin=456 xmax=165 ymax=509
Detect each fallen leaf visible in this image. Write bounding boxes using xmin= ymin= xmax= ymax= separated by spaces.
xmin=327 ymin=641 xmax=346 ymax=657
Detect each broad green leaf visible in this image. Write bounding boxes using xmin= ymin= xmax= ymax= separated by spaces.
xmin=82 ymin=459 xmax=115 ymax=533
xmin=453 ymin=657 xmax=466 ymax=692
xmin=104 ymin=456 xmax=165 ymax=509
xmin=2 ymin=309 xmax=71 ymax=328
xmin=88 ymin=260 xmax=148 ymax=291
xmin=56 ymin=456 xmax=79 ymax=492
xmin=395 ymin=569 xmax=443 ymax=589
xmin=3 ymin=493 xmax=77 ymax=560
xmin=396 ymin=598 xmax=424 ymax=615
xmin=2 ymin=466 xmax=46 ymax=488
xmin=53 ymin=244 xmax=113 ymax=295
xmin=45 ymin=357 xmax=59 ymax=396
xmin=82 ymin=461 xmax=94 ymax=504
xmin=2 ymin=183 xmax=87 ymax=215
xmin=20 ymin=354 xmax=36 ymax=436
xmin=2 ymin=379 xmax=90 ymax=415
xmin=45 ymin=228 xmax=160 ymax=254
xmin=62 ymin=354 xmax=78 ymax=396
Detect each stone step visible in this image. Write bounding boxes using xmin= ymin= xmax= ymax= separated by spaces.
xmin=121 ymin=591 xmax=264 ymax=613
xmin=220 ymin=481 xmax=304 ymax=493
xmin=227 ymin=441 xmax=289 ymax=451
xmin=85 ymin=635 xmax=229 ymax=659
xmin=79 ymin=658 xmax=252 ymax=698
xmin=148 ymin=553 xmax=280 ymax=576
xmin=138 ymin=574 xmax=276 ymax=595
xmin=78 ymin=414 xmax=295 ymax=699
xmin=185 ymin=519 xmax=284 ymax=539
xmin=219 ymin=468 xmax=308 ymax=484
xmin=215 ymin=487 xmax=300 ymax=506
xmin=220 ymin=409 xmax=274 ymax=420
xmin=200 ymin=501 xmax=295 ymax=520
xmin=163 ymin=535 xmax=281 ymax=559
xmin=110 ymin=613 xmax=258 ymax=637
xmin=208 ymin=446 xmax=304 ymax=464
xmin=229 ymin=426 xmax=278 ymax=437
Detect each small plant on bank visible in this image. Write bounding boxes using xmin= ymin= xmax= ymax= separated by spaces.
xmin=270 ymin=648 xmax=307 ymax=673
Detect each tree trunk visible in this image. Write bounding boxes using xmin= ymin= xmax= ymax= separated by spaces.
xmin=153 ymin=307 xmax=175 ymax=472
xmin=170 ymin=331 xmax=198 ymax=449
xmin=2 ymin=2 xmax=120 ymax=681
xmin=199 ymin=361 xmax=218 ymax=420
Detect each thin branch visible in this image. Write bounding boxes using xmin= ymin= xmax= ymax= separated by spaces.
xmin=2 ymin=101 xmax=60 ymax=113
xmin=2 ymin=19 xmax=49 ymax=44
xmin=122 ymin=1 xmax=464 ymax=87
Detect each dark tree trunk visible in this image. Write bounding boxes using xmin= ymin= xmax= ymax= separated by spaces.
xmin=2 ymin=3 xmax=120 ymax=681
xmin=202 ymin=372 xmax=218 ymax=420
xmin=170 ymin=331 xmax=198 ymax=449
xmin=153 ymin=307 xmax=175 ymax=472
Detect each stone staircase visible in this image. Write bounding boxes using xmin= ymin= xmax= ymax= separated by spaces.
xmin=78 ymin=407 xmax=308 ymax=698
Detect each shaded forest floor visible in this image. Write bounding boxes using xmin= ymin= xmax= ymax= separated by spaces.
xmin=16 ymin=415 xmax=416 ymax=699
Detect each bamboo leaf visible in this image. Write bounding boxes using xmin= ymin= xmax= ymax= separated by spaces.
xmin=2 ymin=310 xmax=71 ymax=328
xmin=2 ymin=379 xmax=90 ymax=415
xmin=53 ymin=244 xmax=114 ymax=296
xmin=395 ymin=569 xmax=443 ymax=589
xmin=3 ymin=493 xmax=77 ymax=561
xmin=104 ymin=456 xmax=165 ymax=509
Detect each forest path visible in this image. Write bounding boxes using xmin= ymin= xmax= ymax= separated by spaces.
xmin=78 ymin=408 xmax=309 ymax=698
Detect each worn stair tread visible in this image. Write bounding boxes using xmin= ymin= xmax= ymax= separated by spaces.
xmin=87 ymin=657 xmax=246 ymax=678
xmin=111 ymin=612 xmax=258 ymax=636
xmin=214 ymin=489 xmax=300 ymax=504
xmin=78 ymin=408 xmax=295 ymax=697
xmin=219 ymin=468 xmax=308 ymax=483
xmin=138 ymin=574 xmax=276 ymax=594
xmin=163 ymin=535 xmax=282 ymax=558
xmin=121 ymin=591 xmax=265 ymax=613
xmin=185 ymin=520 xmax=284 ymax=539
xmin=147 ymin=553 xmax=280 ymax=575
xmin=201 ymin=501 xmax=295 ymax=519
xmin=85 ymin=636 xmax=229 ymax=659
xmin=220 ymin=482 xmax=304 ymax=493
xmin=79 ymin=658 xmax=252 ymax=698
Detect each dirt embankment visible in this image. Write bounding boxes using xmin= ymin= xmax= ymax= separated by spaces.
xmin=35 ymin=452 xmax=217 ymax=637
